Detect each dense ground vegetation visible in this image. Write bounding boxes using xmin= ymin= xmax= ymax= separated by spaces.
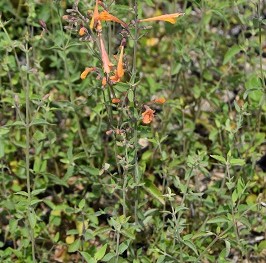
xmin=0 ymin=0 xmax=266 ymax=262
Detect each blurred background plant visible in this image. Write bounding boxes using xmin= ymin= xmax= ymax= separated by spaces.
xmin=0 ymin=0 xmax=265 ymax=262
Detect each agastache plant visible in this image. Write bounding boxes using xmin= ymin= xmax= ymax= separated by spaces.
xmin=63 ymin=0 xmax=184 ymax=223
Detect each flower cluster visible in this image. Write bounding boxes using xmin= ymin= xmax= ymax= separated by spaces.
xmin=63 ymin=0 xmax=183 ymax=124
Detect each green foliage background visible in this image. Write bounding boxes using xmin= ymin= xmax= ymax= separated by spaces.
xmin=0 ymin=0 xmax=265 ymax=262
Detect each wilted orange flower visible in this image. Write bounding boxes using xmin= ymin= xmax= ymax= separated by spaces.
xmin=139 ymin=12 xmax=184 ymax=24
xmin=99 ymin=34 xmax=112 ymax=74
xmin=153 ymin=97 xmax=166 ymax=104
xmin=110 ymin=45 xmax=124 ymax=83
xmin=112 ymin=98 xmax=121 ymax=104
xmin=80 ymin=67 xmax=95 ymax=80
xmin=79 ymin=27 xmax=87 ymax=36
xmin=142 ymin=106 xmax=155 ymax=124
xmin=98 ymin=11 xmax=127 ymax=28
xmin=90 ymin=0 xmax=99 ymax=29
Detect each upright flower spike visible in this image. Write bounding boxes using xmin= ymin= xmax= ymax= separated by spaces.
xmin=90 ymin=0 xmax=99 ymax=29
xmin=139 ymin=12 xmax=184 ymax=24
xmin=98 ymin=10 xmax=128 ymax=28
xmin=142 ymin=106 xmax=155 ymax=124
xmin=99 ymin=34 xmax=112 ymax=74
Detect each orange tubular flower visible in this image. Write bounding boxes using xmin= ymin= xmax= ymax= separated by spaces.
xmin=142 ymin=106 xmax=155 ymax=124
xmin=139 ymin=12 xmax=184 ymax=24
xmin=99 ymin=34 xmax=112 ymax=74
xmin=153 ymin=97 xmax=166 ymax=104
xmin=98 ymin=10 xmax=128 ymax=28
xmin=117 ymin=45 xmax=124 ymax=79
xmin=90 ymin=0 xmax=99 ymax=29
xmin=80 ymin=67 xmax=95 ymax=80
xmin=110 ymin=45 xmax=124 ymax=83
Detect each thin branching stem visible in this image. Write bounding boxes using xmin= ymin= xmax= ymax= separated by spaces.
xmin=25 ymin=36 xmax=36 ymax=263
xmin=131 ymin=0 xmax=140 ymax=226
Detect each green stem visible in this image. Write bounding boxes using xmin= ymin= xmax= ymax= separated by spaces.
xmin=115 ymin=231 xmax=121 ymax=263
xmin=131 ymin=0 xmax=140 ymax=226
xmin=258 ymin=0 xmax=265 ymax=92
xmin=25 ymin=40 xmax=36 ymax=263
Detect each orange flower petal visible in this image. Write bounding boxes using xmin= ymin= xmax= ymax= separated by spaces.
xmin=139 ymin=12 xmax=184 ymax=24
xmin=80 ymin=67 xmax=95 ymax=80
xmin=153 ymin=97 xmax=166 ymax=104
xmin=97 ymin=11 xmax=127 ymax=27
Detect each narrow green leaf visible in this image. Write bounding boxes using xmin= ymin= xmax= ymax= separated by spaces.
xmin=225 ymin=240 xmax=231 ymax=257
xmin=14 ymin=191 xmax=28 ymax=197
xmin=118 ymin=242 xmax=129 ymax=255
xmin=183 ymin=240 xmax=198 ymax=255
xmin=94 ymin=244 xmax=107 ymax=261
xmin=31 ymin=188 xmax=46 ymax=196
xmin=54 ymin=232 xmax=60 ymax=242
xmin=29 ymin=211 xmax=36 ymax=229
xmin=68 ymin=239 xmax=81 ymax=253
xmin=80 ymin=252 xmax=94 ymax=263
xmin=156 ymin=255 xmax=166 ymax=263
xmin=128 ymin=89 xmax=134 ymax=102
xmin=5 ymin=121 xmax=25 ymax=127
xmin=230 ymin=158 xmax=245 ymax=166
xmin=144 ymin=179 xmax=165 ymax=205
xmin=210 ymin=155 xmax=226 ymax=164
xmin=0 ymin=127 xmax=9 ymax=136
xmin=207 ymin=217 xmax=229 ymax=224
xmin=232 ymin=189 xmax=238 ymax=204
xmin=258 ymin=240 xmax=266 ymax=252
xmin=93 ymin=226 xmax=111 ymax=237
xmin=78 ymin=199 xmax=86 ymax=210
xmin=223 ymin=45 xmax=242 ymax=64
xmin=114 ymin=82 xmax=128 ymax=93
xmin=102 ymin=252 xmax=115 ymax=262
xmin=121 ymin=229 xmax=135 ymax=240
xmin=30 ymin=119 xmax=51 ymax=126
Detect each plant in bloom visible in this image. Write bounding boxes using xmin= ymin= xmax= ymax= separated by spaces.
xmin=66 ymin=0 xmax=184 ymax=125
